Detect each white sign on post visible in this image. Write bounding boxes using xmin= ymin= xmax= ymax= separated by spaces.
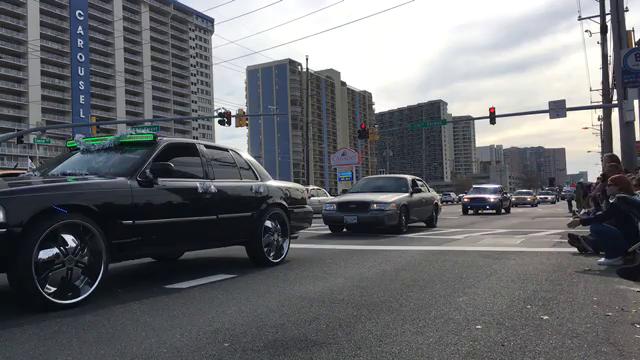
xmin=330 ymin=148 xmax=360 ymax=167
xmin=548 ymin=99 xmax=567 ymax=119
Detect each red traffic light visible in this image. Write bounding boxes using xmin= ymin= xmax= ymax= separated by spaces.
xmin=360 ymin=122 xmax=366 ymax=130
xmin=489 ymin=106 xmax=495 ymax=114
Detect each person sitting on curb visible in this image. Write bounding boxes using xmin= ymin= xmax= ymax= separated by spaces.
xmin=567 ymin=175 xmax=639 ymax=266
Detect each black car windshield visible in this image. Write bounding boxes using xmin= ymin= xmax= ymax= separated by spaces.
xmin=539 ymin=191 xmax=554 ymax=195
xmin=514 ymin=190 xmax=534 ymax=196
xmin=35 ymin=145 xmax=155 ymax=177
xmin=468 ymin=187 xmax=500 ymax=195
xmin=349 ymin=177 xmax=409 ymax=193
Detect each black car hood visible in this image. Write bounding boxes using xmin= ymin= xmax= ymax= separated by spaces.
xmin=0 ymin=175 xmax=125 ymax=196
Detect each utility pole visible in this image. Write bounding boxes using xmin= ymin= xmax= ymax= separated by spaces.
xmin=610 ymin=0 xmax=637 ymax=170
xmin=599 ymin=0 xmax=614 ymax=154
xmin=305 ymin=55 xmax=311 ymax=185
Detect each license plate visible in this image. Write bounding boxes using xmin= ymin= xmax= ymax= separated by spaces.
xmin=344 ymin=216 xmax=358 ymax=224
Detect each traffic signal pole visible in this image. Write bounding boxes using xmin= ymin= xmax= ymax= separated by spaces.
xmin=610 ymin=0 xmax=637 ymax=171
xmin=599 ymin=0 xmax=614 ymax=155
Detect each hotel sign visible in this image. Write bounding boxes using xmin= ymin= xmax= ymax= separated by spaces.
xmin=69 ymin=0 xmax=92 ymax=136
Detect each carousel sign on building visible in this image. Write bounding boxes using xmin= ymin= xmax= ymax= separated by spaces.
xmin=69 ymin=0 xmax=92 ymax=136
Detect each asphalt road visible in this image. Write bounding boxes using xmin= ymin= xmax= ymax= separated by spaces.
xmin=1 ymin=203 xmax=639 ymax=359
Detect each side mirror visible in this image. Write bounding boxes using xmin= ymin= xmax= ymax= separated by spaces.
xmin=149 ymin=162 xmax=175 ymax=179
xmin=412 ymin=187 xmax=422 ymax=194
xmin=308 ymin=193 xmax=315 ymax=199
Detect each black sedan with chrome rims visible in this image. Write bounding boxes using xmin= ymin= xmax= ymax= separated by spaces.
xmin=0 ymin=133 xmax=312 ymax=309
xmin=322 ymin=175 xmax=441 ymax=234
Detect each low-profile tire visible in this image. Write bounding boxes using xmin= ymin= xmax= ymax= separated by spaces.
xmin=395 ymin=206 xmax=409 ymax=234
xmin=425 ymin=206 xmax=439 ymax=228
xmin=462 ymin=208 xmax=469 ymax=215
xmin=328 ymin=225 xmax=344 ymax=234
xmin=533 ymin=204 xmax=539 ymax=207
xmin=245 ymin=207 xmax=290 ymax=267
xmin=8 ymin=213 xmax=108 ymax=310
xmin=152 ymin=251 xmax=185 ymax=262
xmin=513 ymin=204 xmax=518 ymax=208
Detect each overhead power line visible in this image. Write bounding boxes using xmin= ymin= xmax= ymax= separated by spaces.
xmin=215 ymin=0 xmax=283 ymax=26
xmin=213 ymin=0 xmax=345 ymax=49
xmin=201 ymin=0 xmax=236 ymax=13
xmin=214 ymin=0 xmax=415 ymax=65
xmin=214 ymin=34 xmax=275 ymax=60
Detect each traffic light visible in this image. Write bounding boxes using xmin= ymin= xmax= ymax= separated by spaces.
xmin=489 ymin=106 xmax=496 ymax=125
xmin=235 ymin=109 xmax=248 ymax=128
xmin=217 ymin=110 xmax=232 ymax=127
xmin=15 ymin=129 xmax=23 ymax=145
xmin=357 ymin=122 xmax=369 ymax=140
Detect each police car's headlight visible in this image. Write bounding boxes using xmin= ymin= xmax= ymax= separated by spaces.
xmin=323 ymin=203 xmax=337 ymax=211
xmin=370 ymin=203 xmax=397 ymax=211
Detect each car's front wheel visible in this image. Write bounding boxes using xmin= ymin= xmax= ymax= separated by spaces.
xmin=246 ymin=207 xmax=290 ymax=267
xmin=395 ymin=206 xmax=409 ymax=234
xmin=328 ymin=225 xmax=344 ymax=233
xmin=425 ymin=206 xmax=439 ymax=228
xmin=8 ymin=213 xmax=108 ymax=310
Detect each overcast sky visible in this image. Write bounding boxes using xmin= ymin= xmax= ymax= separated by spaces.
xmin=184 ymin=0 xmax=640 ymax=181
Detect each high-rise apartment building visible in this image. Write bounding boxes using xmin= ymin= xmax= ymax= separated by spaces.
xmin=452 ymin=116 xmax=477 ymax=177
xmin=375 ymin=100 xmax=454 ymax=183
xmin=504 ymin=147 xmax=567 ymax=188
xmin=0 ymin=0 xmax=214 ymax=169
xmin=246 ymin=59 xmax=376 ymax=194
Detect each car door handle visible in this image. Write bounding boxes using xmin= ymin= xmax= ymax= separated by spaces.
xmin=251 ymin=184 xmax=265 ymax=194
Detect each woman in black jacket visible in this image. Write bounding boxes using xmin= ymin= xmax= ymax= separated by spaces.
xmin=567 ymin=174 xmax=639 ymax=266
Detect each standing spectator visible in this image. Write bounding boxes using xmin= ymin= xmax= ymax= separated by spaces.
xmin=566 ymin=189 xmax=575 ymax=214
xmin=575 ymin=182 xmax=585 ymax=213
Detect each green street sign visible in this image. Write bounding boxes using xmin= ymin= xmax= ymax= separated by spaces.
xmin=34 ymin=137 xmax=51 ymax=145
xmin=408 ymin=119 xmax=448 ymax=131
xmin=132 ymin=125 xmax=160 ymax=133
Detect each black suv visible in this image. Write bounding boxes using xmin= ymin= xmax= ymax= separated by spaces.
xmin=0 ymin=134 xmax=312 ymax=308
xmin=461 ymin=184 xmax=512 ymax=215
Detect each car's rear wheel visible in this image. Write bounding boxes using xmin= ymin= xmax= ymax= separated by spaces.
xmin=395 ymin=207 xmax=409 ymax=234
xmin=329 ymin=225 xmax=344 ymax=233
xmin=425 ymin=206 xmax=439 ymax=228
xmin=246 ymin=207 xmax=290 ymax=267
xmin=8 ymin=213 xmax=108 ymax=310
xmin=462 ymin=208 xmax=469 ymax=215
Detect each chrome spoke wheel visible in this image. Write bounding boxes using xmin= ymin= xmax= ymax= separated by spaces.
xmin=261 ymin=214 xmax=290 ymax=263
xmin=32 ymin=221 xmax=105 ymax=305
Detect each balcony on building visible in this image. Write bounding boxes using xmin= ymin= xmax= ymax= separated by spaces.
xmin=0 ymin=13 xmax=26 ymax=31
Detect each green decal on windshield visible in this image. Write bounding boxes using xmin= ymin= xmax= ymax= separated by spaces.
xmin=66 ymin=133 xmax=157 ymax=149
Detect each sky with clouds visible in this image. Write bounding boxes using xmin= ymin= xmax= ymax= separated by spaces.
xmin=183 ymin=0 xmax=640 ymax=181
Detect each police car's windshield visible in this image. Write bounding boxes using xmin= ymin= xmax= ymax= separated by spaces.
xmin=36 ymin=146 xmax=155 ymax=177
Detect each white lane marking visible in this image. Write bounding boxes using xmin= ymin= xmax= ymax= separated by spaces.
xmin=451 ymin=229 xmax=511 ymax=239
xmin=301 ymin=230 xmax=331 ymax=234
xmin=440 ymin=216 xmax=459 ymax=219
xmin=405 ymin=229 xmax=464 ymax=237
xmin=529 ymin=230 xmax=565 ymax=237
xmin=291 ymin=244 xmax=575 ymax=252
xmin=165 ymin=274 xmax=237 ymax=289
